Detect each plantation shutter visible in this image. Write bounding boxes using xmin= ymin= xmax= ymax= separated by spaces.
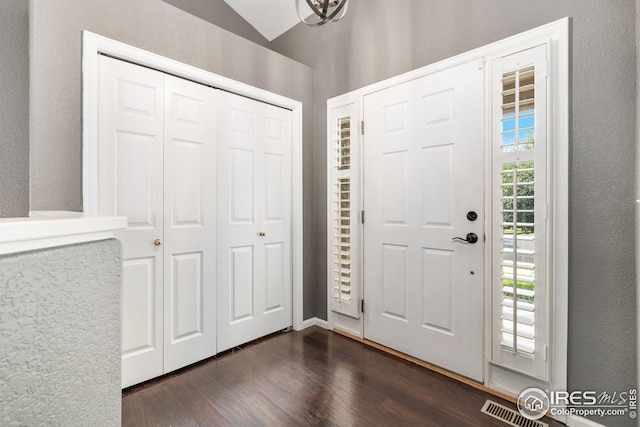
xmin=328 ymin=102 xmax=361 ymax=319
xmin=491 ymin=44 xmax=549 ymax=379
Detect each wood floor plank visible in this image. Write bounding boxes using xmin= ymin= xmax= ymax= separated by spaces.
xmin=122 ymin=327 xmax=565 ymax=427
xmin=188 ymin=378 xmax=263 ymax=427
xmin=215 ymin=370 xmax=300 ymax=427
xmin=121 ymin=389 xmax=164 ymax=427
xmin=137 ymin=384 xmax=199 ymax=427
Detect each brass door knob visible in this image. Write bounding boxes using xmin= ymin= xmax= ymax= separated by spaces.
xmin=154 ymin=238 xmax=162 ymax=246
xmin=259 ymin=231 xmax=266 ymax=237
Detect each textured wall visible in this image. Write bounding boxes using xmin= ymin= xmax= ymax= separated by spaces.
xmin=272 ymin=0 xmax=637 ymax=424
xmin=161 ymin=0 xmax=269 ymax=48
xmin=0 ymin=0 xmax=29 ymax=218
xmin=0 ymin=239 xmax=122 ymax=426
xmin=29 ymin=0 xmax=317 ymax=319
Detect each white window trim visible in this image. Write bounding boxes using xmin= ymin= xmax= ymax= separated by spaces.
xmin=327 ymin=102 xmax=362 ymax=320
xmin=483 ymin=22 xmax=569 ymax=414
xmin=326 ymin=18 xmax=568 ymax=418
xmin=81 ymin=31 xmax=305 ymax=332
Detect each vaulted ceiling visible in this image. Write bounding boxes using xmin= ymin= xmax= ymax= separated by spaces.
xmin=223 ymin=0 xmax=314 ymax=41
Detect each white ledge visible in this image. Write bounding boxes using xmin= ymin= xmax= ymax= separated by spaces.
xmin=0 ymin=211 xmax=127 ymax=256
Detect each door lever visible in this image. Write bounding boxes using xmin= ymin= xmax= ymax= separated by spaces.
xmin=452 ymin=233 xmax=478 ymax=244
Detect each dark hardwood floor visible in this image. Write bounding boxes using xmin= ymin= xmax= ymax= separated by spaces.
xmin=122 ymin=327 xmax=563 ymax=426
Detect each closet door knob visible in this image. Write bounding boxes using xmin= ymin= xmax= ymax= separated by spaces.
xmin=154 ymin=239 xmax=162 ymax=246
xmin=259 ymin=231 xmax=266 ymax=237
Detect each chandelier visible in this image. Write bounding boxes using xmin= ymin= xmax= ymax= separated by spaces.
xmin=296 ymin=0 xmax=349 ymax=26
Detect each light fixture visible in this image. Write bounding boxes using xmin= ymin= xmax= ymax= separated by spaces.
xmin=296 ymin=0 xmax=349 ymax=26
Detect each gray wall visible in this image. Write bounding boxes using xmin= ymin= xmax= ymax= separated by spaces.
xmin=0 ymin=0 xmax=29 ymax=218
xmin=11 ymin=0 xmax=639 ymax=423
xmin=272 ymin=1 xmax=637 ymax=424
xmin=29 ymin=0 xmax=318 ymax=319
xmin=0 ymin=239 xmax=122 ymax=426
xmin=161 ymin=0 xmax=269 ymax=48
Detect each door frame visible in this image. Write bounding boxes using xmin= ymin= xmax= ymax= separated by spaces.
xmin=81 ymin=31 xmax=305 ymax=332
xmin=327 ymin=18 xmax=568 ymax=410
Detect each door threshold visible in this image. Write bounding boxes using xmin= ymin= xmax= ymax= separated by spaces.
xmin=333 ymin=328 xmax=516 ymax=405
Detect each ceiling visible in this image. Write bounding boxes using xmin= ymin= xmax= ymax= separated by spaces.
xmin=222 ymin=0 xmax=314 ymax=41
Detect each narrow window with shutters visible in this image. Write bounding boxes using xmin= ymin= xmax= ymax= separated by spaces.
xmin=328 ymin=102 xmax=361 ymax=319
xmin=492 ymin=45 xmax=549 ymax=379
xmin=334 ymin=176 xmax=351 ymax=304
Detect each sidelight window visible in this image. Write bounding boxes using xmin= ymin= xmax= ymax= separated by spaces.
xmin=329 ymin=104 xmax=361 ymax=319
xmin=492 ymin=45 xmax=549 ymax=379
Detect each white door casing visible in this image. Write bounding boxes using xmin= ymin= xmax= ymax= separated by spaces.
xmin=363 ymin=60 xmax=485 ymax=381
xmin=98 ymin=56 xmax=217 ymax=387
xmin=217 ymin=90 xmax=293 ymax=352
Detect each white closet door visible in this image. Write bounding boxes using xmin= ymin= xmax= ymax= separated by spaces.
xmin=217 ymin=91 xmax=292 ymax=352
xmin=98 ymin=55 xmax=165 ymax=387
xmin=363 ymin=60 xmax=485 ymax=381
xmin=162 ymin=75 xmax=217 ymax=372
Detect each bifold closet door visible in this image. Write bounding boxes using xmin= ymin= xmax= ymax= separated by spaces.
xmin=216 ymin=90 xmax=293 ymax=352
xmin=99 ymin=55 xmax=165 ymax=387
xmin=98 ymin=55 xmax=217 ymax=388
xmin=162 ymin=74 xmax=216 ymax=374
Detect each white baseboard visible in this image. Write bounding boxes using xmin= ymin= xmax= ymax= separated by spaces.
xmin=566 ymin=415 xmax=605 ymax=427
xmin=301 ymin=317 xmax=330 ymax=330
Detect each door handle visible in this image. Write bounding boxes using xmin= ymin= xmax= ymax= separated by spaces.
xmin=154 ymin=238 xmax=162 ymax=246
xmin=452 ymin=233 xmax=478 ymax=244
xmin=259 ymin=231 xmax=266 ymax=237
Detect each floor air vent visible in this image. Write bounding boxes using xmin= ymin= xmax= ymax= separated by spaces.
xmin=481 ymin=400 xmax=548 ymax=427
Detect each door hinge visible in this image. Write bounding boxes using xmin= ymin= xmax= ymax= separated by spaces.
xmin=360 ymin=120 xmax=364 ymax=135
xmin=360 ymin=299 xmax=364 ymax=313
xmin=361 ymin=210 xmax=365 ymax=224
xmin=544 ymin=345 xmax=548 ymax=361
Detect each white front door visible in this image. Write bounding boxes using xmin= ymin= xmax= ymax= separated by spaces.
xmin=217 ymin=91 xmax=293 ymax=352
xmin=363 ymin=60 xmax=485 ymax=381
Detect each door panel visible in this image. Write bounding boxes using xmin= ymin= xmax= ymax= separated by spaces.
xmin=264 ymin=153 xmax=284 ymax=221
xmin=421 ymin=146 xmax=454 ymax=226
xmin=172 ymin=140 xmax=202 ymax=225
xmin=381 ymin=244 xmax=409 ymax=321
xmin=121 ymin=258 xmax=158 ymax=355
xmin=217 ymin=91 xmax=292 ymax=352
xmin=230 ymin=149 xmax=255 ymax=223
xmin=116 ymin=132 xmax=157 ymax=227
xmin=421 ymin=248 xmax=453 ymax=332
xmin=98 ymin=55 xmax=165 ymax=388
xmin=265 ymin=242 xmax=285 ymax=313
xmin=163 ymin=74 xmax=216 ymax=373
xmin=170 ymin=252 xmax=202 ymax=339
xmin=364 ymin=60 xmax=484 ymax=382
xmin=231 ymin=246 xmax=255 ymax=322
xmin=382 ymin=152 xmax=409 ymax=225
